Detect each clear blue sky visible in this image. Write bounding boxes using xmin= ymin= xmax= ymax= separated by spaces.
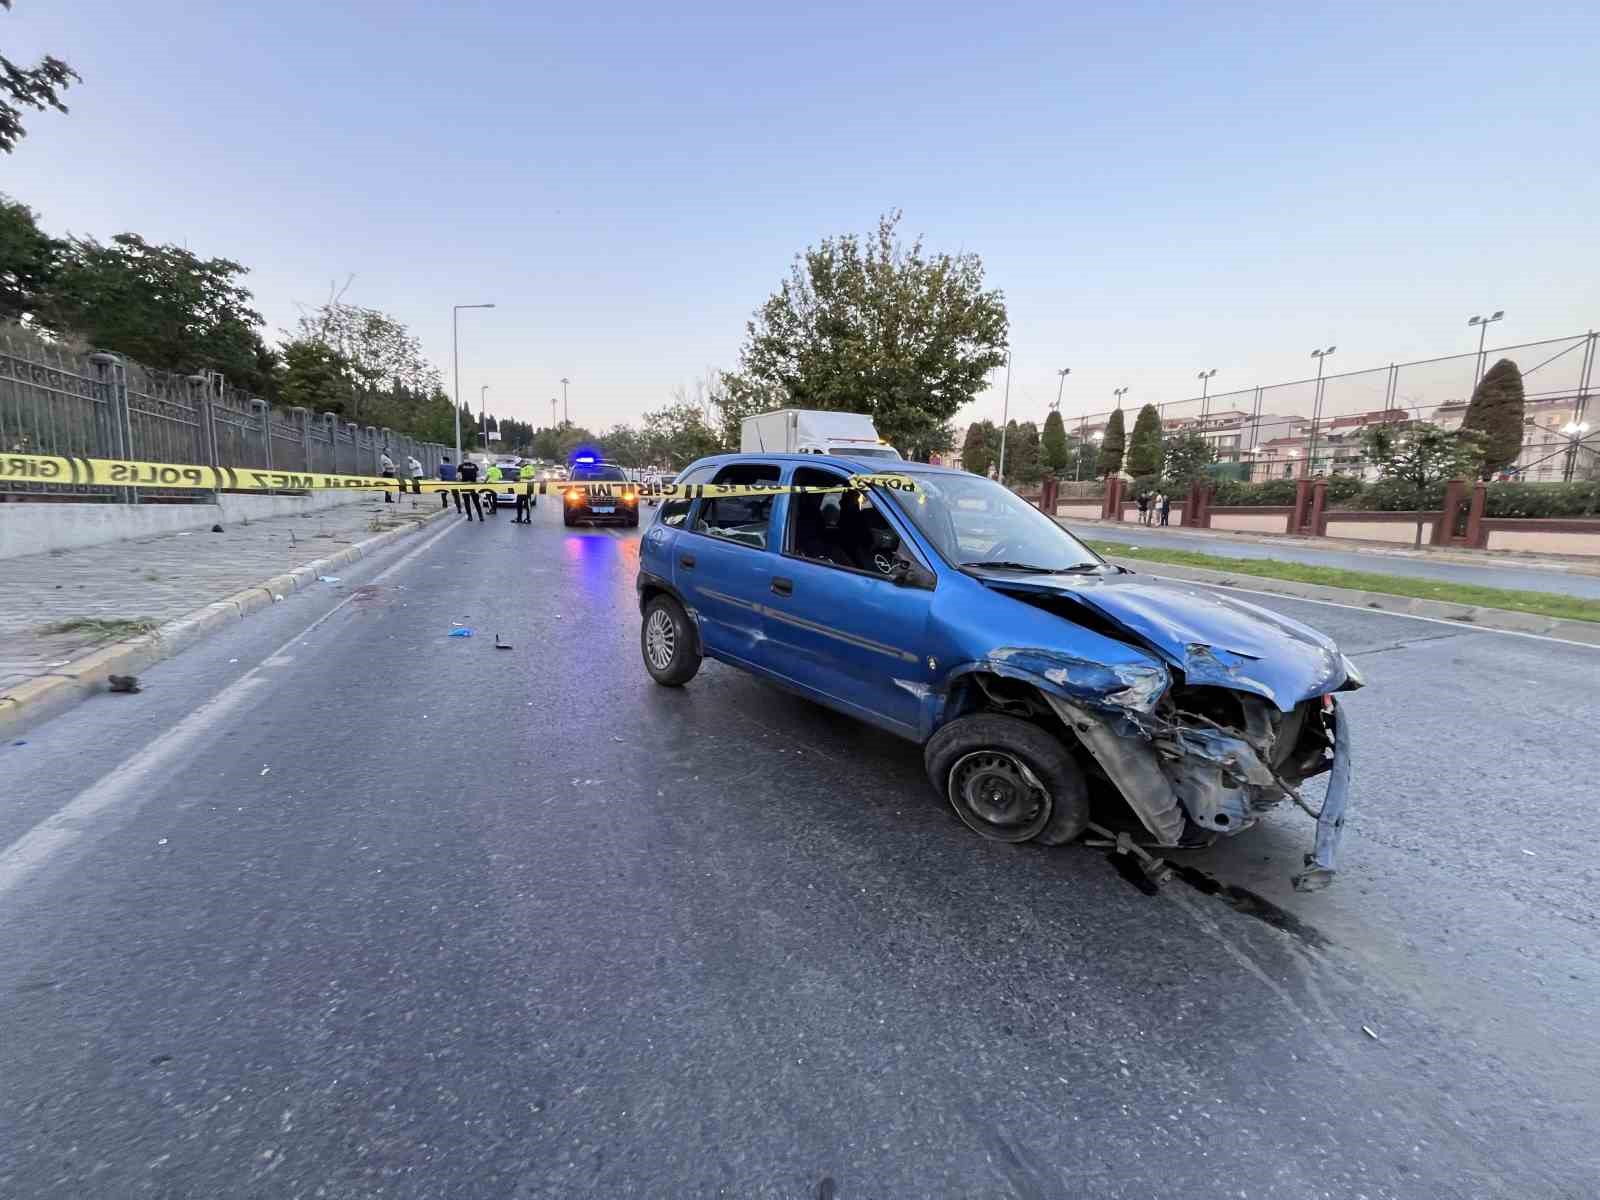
xmin=5 ymin=0 xmax=1596 ymax=434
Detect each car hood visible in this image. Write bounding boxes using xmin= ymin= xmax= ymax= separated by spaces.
xmin=972 ymin=569 xmax=1353 ymax=710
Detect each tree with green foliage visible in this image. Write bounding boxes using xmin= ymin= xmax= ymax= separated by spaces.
xmin=1361 ymin=420 xmax=1486 ymax=547
xmin=641 ymin=400 xmax=721 ymax=468
xmin=1041 ymin=410 xmax=1068 ymax=474
xmin=1003 ymin=420 xmax=1042 ymax=484
xmin=1459 ymin=358 xmax=1525 ymax=479
xmin=278 ymin=338 xmax=351 ymax=414
xmin=0 ymin=192 xmax=61 ymax=321
xmin=1162 ymin=431 xmax=1217 ymax=489
xmin=1126 ymin=403 xmax=1164 ymax=477
xmin=961 ymin=420 xmax=997 ymax=476
xmin=711 ymin=369 xmax=782 ymax=450
xmin=38 ymin=232 xmax=275 ymax=393
xmin=289 ymin=298 xmax=438 ymax=421
xmin=2 ymin=2 xmax=80 ymax=154
xmin=1096 ymin=409 xmax=1126 ymax=477
xmin=735 ymin=210 xmax=1008 ymax=452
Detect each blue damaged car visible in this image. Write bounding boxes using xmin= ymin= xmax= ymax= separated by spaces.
xmin=635 ymin=454 xmax=1359 ymax=890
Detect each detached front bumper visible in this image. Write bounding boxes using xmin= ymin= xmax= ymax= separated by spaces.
xmin=1047 ymin=693 xmax=1355 ymax=891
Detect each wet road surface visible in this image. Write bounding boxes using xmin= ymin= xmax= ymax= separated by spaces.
xmin=2 ymin=500 xmax=1596 ymax=1198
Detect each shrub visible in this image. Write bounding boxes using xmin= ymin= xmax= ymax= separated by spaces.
xmin=1212 ymin=479 xmax=1299 ymax=507
xmin=1322 ymin=475 xmax=1366 ymax=505
xmin=1345 ymin=477 xmax=1448 ymax=512
xmin=1482 ymin=481 xmax=1600 ymax=519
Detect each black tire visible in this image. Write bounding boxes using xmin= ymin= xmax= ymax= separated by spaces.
xmin=924 ymin=714 xmax=1089 ymax=846
xmin=562 ymin=508 xmax=575 ymax=527
xmin=641 ymin=594 xmax=701 ymax=686
xmin=626 ymin=513 xmax=640 ymax=528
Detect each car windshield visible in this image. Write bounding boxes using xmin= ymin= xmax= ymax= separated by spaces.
xmin=885 ymin=473 xmax=1103 ymax=573
xmin=843 ymin=447 xmax=901 ymax=459
xmin=570 ymin=464 xmax=628 ymax=482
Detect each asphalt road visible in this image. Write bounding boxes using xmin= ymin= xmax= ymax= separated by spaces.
xmin=1071 ymin=521 xmax=1600 ymax=600
xmin=2 ymin=500 xmax=1597 ymax=1198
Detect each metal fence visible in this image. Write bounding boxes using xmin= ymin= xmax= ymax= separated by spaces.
xmin=1054 ymin=330 xmax=1599 ymax=485
xmin=0 ymin=330 xmax=452 ymax=501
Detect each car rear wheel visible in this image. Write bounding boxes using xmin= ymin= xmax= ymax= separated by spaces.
xmin=924 ymin=714 xmax=1089 ymax=846
xmin=641 ymin=594 xmax=700 ymax=686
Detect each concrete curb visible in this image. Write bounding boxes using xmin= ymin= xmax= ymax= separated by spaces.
xmin=1106 ymin=556 xmax=1600 ymax=647
xmin=0 ymin=507 xmax=454 ymax=737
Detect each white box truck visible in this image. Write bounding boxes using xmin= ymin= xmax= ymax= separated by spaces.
xmin=739 ymin=409 xmax=901 ymax=459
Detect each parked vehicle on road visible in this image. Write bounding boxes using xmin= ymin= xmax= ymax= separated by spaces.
xmin=563 ymin=457 xmax=639 ymax=527
xmin=636 ymin=454 xmax=1360 ymax=889
xmin=740 ymin=408 xmax=901 ymax=459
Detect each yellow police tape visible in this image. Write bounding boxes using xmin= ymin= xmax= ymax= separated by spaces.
xmin=0 ymin=451 xmax=920 ymax=500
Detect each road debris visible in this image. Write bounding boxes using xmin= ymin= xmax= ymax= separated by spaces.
xmin=494 ymin=633 xmax=512 ymax=649
xmin=107 ymin=674 xmax=141 ymax=694
xmin=260 ymin=766 xmax=270 ymax=776
xmin=448 ymin=628 xmax=474 ymax=638
xmin=1362 ymin=1025 xmax=1380 ymax=1040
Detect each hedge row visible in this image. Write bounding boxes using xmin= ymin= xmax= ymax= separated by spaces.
xmin=1207 ymin=477 xmax=1600 ymax=517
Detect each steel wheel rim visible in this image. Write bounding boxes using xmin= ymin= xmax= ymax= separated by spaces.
xmin=948 ymin=749 xmax=1051 ymax=842
xmin=645 ymin=609 xmax=676 ymax=671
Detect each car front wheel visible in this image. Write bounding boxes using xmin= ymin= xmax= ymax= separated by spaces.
xmin=641 ymin=594 xmax=701 ymax=686
xmin=924 ymin=714 xmax=1089 ymax=845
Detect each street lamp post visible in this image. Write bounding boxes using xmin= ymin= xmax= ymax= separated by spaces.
xmin=1307 ymin=346 xmax=1336 ymax=478
xmin=1197 ymin=368 xmax=1217 ymax=422
xmin=452 ymin=302 xmax=495 ymax=461
xmin=480 ymin=385 xmax=489 ymax=448
xmin=560 ymin=377 xmax=570 ymax=426
xmin=996 ymin=350 xmax=1013 ymax=480
xmin=550 ymin=398 xmax=558 ymax=430
xmin=1562 ymin=420 xmax=1591 ymax=483
xmin=1468 ymin=310 xmax=1505 ymax=387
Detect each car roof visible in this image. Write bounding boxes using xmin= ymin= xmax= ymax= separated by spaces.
xmin=681 ymin=451 xmax=960 ymax=476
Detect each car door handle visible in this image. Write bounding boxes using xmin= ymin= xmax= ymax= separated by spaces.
xmin=770 ymin=577 xmax=793 ymax=597
xmin=679 ymin=554 xmax=695 ymax=569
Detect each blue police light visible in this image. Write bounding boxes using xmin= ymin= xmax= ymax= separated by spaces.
xmin=574 ymin=455 xmax=596 ymax=464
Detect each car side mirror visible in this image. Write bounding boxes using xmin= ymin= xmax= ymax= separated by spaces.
xmin=890 ymin=558 xmax=935 ymax=589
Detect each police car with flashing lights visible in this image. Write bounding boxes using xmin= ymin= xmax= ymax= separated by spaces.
xmin=562 ymin=456 xmax=639 ymax=527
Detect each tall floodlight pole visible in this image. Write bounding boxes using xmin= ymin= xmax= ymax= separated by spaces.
xmin=560 ymin=377 xmax=570 ymax=426
xmin=1308 ymin=346 xmax=1337 ymax=478
xmin=452 ymin=302 xmax=495 ymax=459
xmin=1053 ymin=367 xmax=1071 ymax=412
xmin=480 ymin=385 xmax=489 ymax=446
xmin=1468 ymin=310 xmax=1505 ymax=387
xmin=550 ymin=398 xmax=558 ymax=428
xmin=1197 ymin=368 xmax=1217 ymax=422
xmin=996 ymin=350 xmax=1013 ymax=480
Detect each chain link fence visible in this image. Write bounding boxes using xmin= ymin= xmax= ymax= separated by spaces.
xmin=1054 ymin=331 xmax=1598 ymax=485
xmin=0 ymin=329 xmax=452 ymax=502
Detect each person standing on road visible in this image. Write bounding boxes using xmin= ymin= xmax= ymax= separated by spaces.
xmin=1159 ymin=492 xmax=1171 ymax=526
xmin=438 ymin=455 xmax=459 ymax=511
xmin=407 ymin=454 xmax=424 ymax=497
xmin=1136 ymin=491 xmax=1149 ymax=525
xmin=457 ymin=457 xmax=483 ymax=521
xmin=484 ymin=462 xmax=503 ymax=516
xmin=380 ymin=451 xmax=397 ymax=503
xmin=515 ymin=461 xmax=537 ymax=523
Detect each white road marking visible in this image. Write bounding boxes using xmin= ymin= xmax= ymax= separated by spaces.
xmin=1139 ymin=571 xmax=1600 ymax=652
xmin=0 ymin=516 xmax=461 ymax=903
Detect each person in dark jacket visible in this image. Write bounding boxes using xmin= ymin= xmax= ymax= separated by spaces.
xmin=438 ymin=456 xmax=459 ymax=511
xmin=457 ymin=458 xmax=483 ymax=521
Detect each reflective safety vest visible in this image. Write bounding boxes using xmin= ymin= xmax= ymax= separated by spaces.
xmin=519 ymin=464 xmax=537 ymax=481
xmin=485 ymin=465 xmax=503 ymax=482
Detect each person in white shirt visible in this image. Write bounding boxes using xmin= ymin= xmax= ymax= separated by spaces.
xmin=407 ymin=454 xmax=424 ymax=496
xmin=379 ymin=452 xmax=397 ymax=503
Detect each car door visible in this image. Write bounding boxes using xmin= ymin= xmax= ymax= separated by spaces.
xmin=763 ymin=465 xmax=936 ymax=737
xmin=674 ymin=461 xmax=782 ymax=668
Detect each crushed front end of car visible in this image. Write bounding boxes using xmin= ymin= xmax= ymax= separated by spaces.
xmin=960 ymin=573 xmax=1361 ymax=891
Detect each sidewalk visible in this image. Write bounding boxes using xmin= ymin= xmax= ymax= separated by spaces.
xmin=1057 ymin=514 xmax=1600 ymax=577
xmin=1 ymin=493 xmax=449 ymax=733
